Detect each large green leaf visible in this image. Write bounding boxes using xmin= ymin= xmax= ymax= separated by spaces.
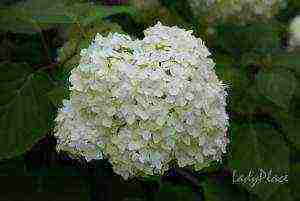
xmin=0 ymin=62 xmax=54 ymax=160
xmin=270 ymin=52 xmax=300 ymax=78
xmin=77 ymin=5 xmax=139 ymax=27
xmin=47 ymin=86 xmax=68 ymax=107
xmin=214 ymin=53 xmax=250 ymax=92
xmin=214 ymin=23 xmax=281 ymax=56
xmin=0 ymin=0 xmax=136 ymax=33
xmin=256 ymin=68 xmax=297 ymax=109
xmin=249 ymin=185 xmax=293 ymax=201
xmin=254 ymin=149 xmax=299 ymax=201
xmin=214 ymin=53 xmax=253 ymax=116
xmin=235 ymin=86 xmax=271 ymax=117
xmin=271 ymin=111 xmax=300 ymax=150
xmin=264 ymin=185 xmax=293 ymax=201
xmin=18 ymin=0 xmax=72 ymax=24
xmin=0 ymin=0 xmax=71 ymax=33
xmin=228 ymin=122 xmax=289 ymax=201
xmin=0 ymin=7 xmax=39 ymax=34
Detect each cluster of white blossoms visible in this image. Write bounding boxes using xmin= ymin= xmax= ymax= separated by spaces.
xmin=54 ymin=22 xmax=230 ymax=180
xmin=289 ymin=15 xmax=300 ymax=49
xmin=188 ymin=0 xmax=287 ymax=24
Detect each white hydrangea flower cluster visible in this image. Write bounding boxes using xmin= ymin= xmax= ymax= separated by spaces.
xmin=54 ymin=22 xmax=230 ymax=180
xmin=289 ymin=15 xmax=300 ymax=49
xmin=188 ymin=0 xmax=287 ymax=24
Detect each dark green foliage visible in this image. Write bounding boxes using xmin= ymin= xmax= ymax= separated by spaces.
xmin=213 ymin=22 xmax=282 ymax=58
xmin=0 ymin=1 xmax=300 ymax=201
xmin=0 ymin=155 xmax=27 ymax=176
xmin=47 ymin=86 xmax=68 ymax=107
xmin=228 ymin=122 xmax=290 ymax=200
xmin=0 ymin=0 xmax=137 ymax=34
xmin=270 ymin=51 xmax=300 ymax=78
xmin=256 ymin=68 xmax=296 ymax=109
xmin=0 ymin=62 xmax=54 ymax=160
xmin=2 ymin=33 xmax=45 ymax=65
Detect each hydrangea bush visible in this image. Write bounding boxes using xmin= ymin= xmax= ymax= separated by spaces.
xmin=54 ymin=22 xmax=230 ymax=180
xmin=188 ymin=0 xmax=287 ymax=24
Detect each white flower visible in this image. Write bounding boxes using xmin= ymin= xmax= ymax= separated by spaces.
xmin=54 ymin=22 xmax=229 ymax=180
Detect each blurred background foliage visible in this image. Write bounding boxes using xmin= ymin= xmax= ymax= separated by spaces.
xmin=0 ymin=0 xmax=299 ymax=201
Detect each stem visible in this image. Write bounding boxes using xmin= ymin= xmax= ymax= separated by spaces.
xmin=40 ymin=30 xmax=52 ymax=64
xmin=75 ymin=19 xmax=88 ymax=39
xmin=174 ymin=168 xmax=201 ymax=188
xmin=37 ymin=62 xmax=58 ymax=71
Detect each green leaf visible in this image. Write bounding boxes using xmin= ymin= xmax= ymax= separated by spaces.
xmin=32 ymin=15 xmax=73 ymax=24
xmin=214 ymin=23 xmax=281 ymax=56
xmin=65 ymin=3 xmax=138 ymax=27
xmin=154 ymin=182 xmax=196 ymax=201
xmin=240 ymin=52 xmax=263 ymax=67
xmin=270 ymin=52 xmax=300 ymax=77
xmin=0 ymin=62 xmax=54 ymax=160
xmin=0 ymin=0 xmax=72 ymax=33
xmin=214 ymin=54 xmax=249 ymax=91
xmin=0 ymin=7 xmax=39 ymax=34
xmin=252 ymin=154 xmax=298 ymax=201
xmin=16 ymin=0 xmax=70 ymax=24
xmin=102 ymin=5 xmax=139 ymax=17
xmin=0 ymin=0 xmax=135 ymax=33
xmin=47 ymin=86 xmax=67 ymax=107
xmin=214 ymin=54 xmax=253 ymax=115
xmin=22 ymin=1 xmax=72 ymax=26
xmin=228 ymin=122 xmax=289 ymax=200
xmin=271 ymin=111 xmax=300 ymax=150
xmin=81 ymin=5 xmax=138 ymax=26
xmin=256 ymin=68 xmax=297 ymax=109
xmin=264 ymin=185 xmax=293 ymax=201
xmin=230 ymin=82 xmax=282 ymax=118
xmin=139 ymin=174 xmax=161 ymax=183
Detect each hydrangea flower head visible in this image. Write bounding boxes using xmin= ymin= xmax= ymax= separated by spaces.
xmin=54 ymin=22 xmax=230 ymax=180
xmin=188 ymin=0 xmax=287 ymax=24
